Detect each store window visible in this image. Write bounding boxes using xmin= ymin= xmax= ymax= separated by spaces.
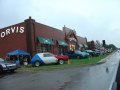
xmin=38 ymin=44 xmax=51 ymax=53
xmin=70 ymin=44 xmax=75 ymax=51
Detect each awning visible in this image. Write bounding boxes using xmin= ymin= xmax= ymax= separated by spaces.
xmin=78 ymin=42 xmax=83 ymax=47
xmin=58 ymin=40 xmax=68 ymax=46
xmin=38 ymin=37 xmax=54 ymax=45
xmin=84 ymin=44 xmax=88 ymax=48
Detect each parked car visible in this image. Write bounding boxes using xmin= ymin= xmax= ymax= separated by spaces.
xmin=31 ymin=52 xmax=58 ymax=67
xmin=84 ymin=50 xmax=96 ymax=56
xmin=64 ymin=51 xmax=85 ymax=59
xmin=55 ymin=54 xmax=69 ymax=64
xmin=0 ymin=58 xmax=17 ymax=73
xmin=31 ymin=52 xmax=68 ymax=67
xmin=82 ymin=51 xmax=90 ymax=56
xmin=85 ymin=50 xmax=100 ymax=56
xmin=74 ymin=50 xmax=90 ymax=58
xmin=93 ymin=49 xmax=101 ymax=55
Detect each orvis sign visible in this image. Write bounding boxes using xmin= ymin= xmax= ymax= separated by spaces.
xmin=0 ymin=26 xmax=25 ymax=38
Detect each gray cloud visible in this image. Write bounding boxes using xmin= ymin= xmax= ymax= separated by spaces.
xmin=0 ymin=0 xmax=120 ymax=47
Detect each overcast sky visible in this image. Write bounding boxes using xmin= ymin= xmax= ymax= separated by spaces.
xmin=0 ymin=0 xmax=120 ymax=47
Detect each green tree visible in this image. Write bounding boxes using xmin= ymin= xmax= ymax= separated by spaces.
xmin=104 ymin=44 xmax=117 ymax=50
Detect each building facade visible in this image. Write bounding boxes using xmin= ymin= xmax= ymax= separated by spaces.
xmin=0 ymin=17 xmax=87 ymax=58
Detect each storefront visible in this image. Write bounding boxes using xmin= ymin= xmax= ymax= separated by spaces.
xmin=57 ymin=40 xmax=68 ymax=54
xmin=0 ymin=17 xmax=87 ymax=58
xmin=63 ymin=26 xmax=78 ymax=51
xmin=77 ymin=36 xmax=88 ymax=50
xmin=37 ymin=37 xmax=54 ymax=53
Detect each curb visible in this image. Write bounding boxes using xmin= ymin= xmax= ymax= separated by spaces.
xmin=96 ymin=52 xmax=114 ymax=65
xmin=96 ymin=58 xmax=107 ymax=64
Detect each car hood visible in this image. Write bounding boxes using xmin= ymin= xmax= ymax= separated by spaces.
xmin=0 ymin=62 xmax=16 ymax=66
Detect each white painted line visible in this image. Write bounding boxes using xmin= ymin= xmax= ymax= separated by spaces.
xmin=109 ymin=61 xmax=119 ymax=90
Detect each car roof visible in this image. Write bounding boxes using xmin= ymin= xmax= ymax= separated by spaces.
xmin=37 ymin=52 xmax=54 ymax=55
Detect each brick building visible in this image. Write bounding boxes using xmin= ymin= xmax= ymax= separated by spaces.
xmin=0 ymin=17 xmax=87 ymax=58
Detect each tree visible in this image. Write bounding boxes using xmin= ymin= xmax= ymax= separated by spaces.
xmin=104 ymin=44 xmax=117 ymax=50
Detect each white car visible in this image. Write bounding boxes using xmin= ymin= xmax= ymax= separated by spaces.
xmin=31 ymin=52 xmax=58 ymax=67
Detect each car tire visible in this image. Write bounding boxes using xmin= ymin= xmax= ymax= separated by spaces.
xmin=0 ymin=65 xmax=3 ymax=73
xmin=34 ymin=61 xmax=40 ymax=67
xmin=58 ymin=59 xmax=64 ymax=65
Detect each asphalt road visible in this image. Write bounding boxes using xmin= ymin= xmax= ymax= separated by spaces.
xmin=0 ymin=52 xmax=120 ymax=90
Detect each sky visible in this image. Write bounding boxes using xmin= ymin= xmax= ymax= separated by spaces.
xmin=0 ymin=0 xmax=120 ymax=47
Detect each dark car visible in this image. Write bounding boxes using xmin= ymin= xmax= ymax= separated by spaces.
xmin=0 ymin=58 xmax=17 ymax=73
xmin=64 ymin=51 xmax=84 ymax=59
xmin=84 ymin=50 xmax=96 ymax=56
xmin=75 ymin=50 xmax=90 ymax=58
xmin=85 ymin=50 xmax=99 ymax=56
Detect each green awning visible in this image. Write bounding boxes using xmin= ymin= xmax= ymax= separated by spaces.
xmin=78 ymin=42 xmax=83 ymax=47
xmin=84 ymin=44 xmax=88 ymax=48
xmin=38 ymin=37 xmax=54 ymax=45
xmin=58 ymin=40 xmax=68 ymax=46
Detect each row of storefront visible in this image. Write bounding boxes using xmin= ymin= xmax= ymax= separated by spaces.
xmin=0 ymin=17 xmax=88 ymax=58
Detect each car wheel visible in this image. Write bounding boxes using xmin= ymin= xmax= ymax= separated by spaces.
xmin=0 ymin=65 xmax=3 ymax=73
xmin=34 ymin=61 xmax=40 ymax=67
xmin=58 ymin=59 xmax=64 ymax=65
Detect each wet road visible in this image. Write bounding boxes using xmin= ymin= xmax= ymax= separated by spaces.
xmin=62 ymin=52 xmax=120 ymax=90
xmin=0 ymin=52 xmax=120 ymax=90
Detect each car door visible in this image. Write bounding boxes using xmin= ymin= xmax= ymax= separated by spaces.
xmin=43 ymin=53 xmax=58 ymax=64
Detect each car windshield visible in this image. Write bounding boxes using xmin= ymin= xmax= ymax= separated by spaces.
xmin=0 ymin=58 xmax=14 ymax=63
xmin=0 ymin=58 xmax=4 ymax=63
xmin=43 ymin=53 xmax=54 ymax=57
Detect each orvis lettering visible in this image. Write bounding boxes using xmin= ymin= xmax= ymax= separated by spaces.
xmin=0 ymin=26 xmax=25 ymax=38
xmin=11 ymin=27 xmax=16 ymax=33
xmin=20 ymin=27 xmax=24 ymax=33
xmin=1 ymin=32 xmax=5 ymax=38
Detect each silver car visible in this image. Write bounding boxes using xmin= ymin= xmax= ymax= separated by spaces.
xmin=0 ymin=58 xmax=17 ymax=73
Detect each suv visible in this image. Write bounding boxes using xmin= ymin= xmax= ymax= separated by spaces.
xmin=0 ymin=58 xmax=17 ymax=73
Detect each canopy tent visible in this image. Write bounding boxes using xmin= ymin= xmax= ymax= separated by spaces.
xmin=78 ymin=42 xmax=84 ymax=47
xmin=6 ymin=49 xmax=30 ymax=66
xmin=84 ymin=44 xmax=88 ymax=48
xmin=7 ymin=49 xmax=30 ymax=56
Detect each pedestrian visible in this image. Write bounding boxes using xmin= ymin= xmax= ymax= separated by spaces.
xmin=23 ymin=57 xmax=28 ymax=66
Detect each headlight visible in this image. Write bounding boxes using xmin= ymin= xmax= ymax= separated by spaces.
xmin=1 ymin=64 xmax=7 ymax=68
